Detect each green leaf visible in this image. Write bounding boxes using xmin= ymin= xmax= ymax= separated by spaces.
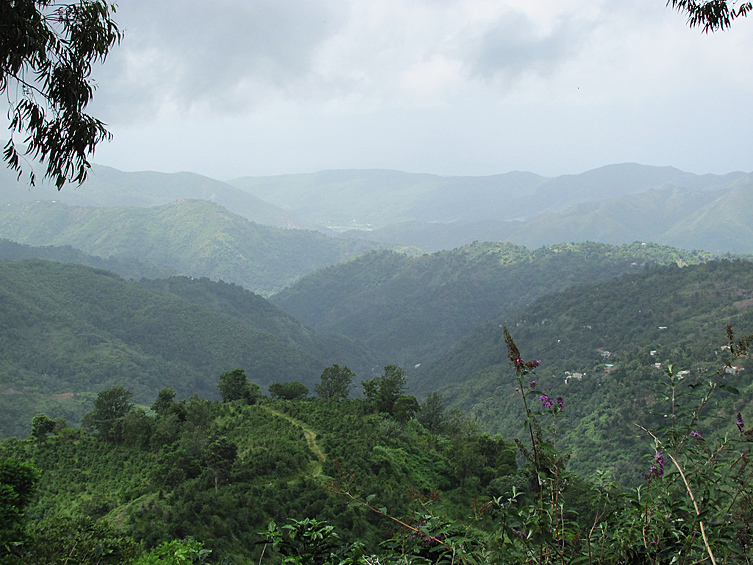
xmin=719 ymin=384 xmax=740 ymax=394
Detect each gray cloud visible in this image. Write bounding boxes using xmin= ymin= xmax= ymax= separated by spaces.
xmin=467 ymin=11 xmax=585 ymax=83
xmin=92 ymin=0 xmax=346 ymax=121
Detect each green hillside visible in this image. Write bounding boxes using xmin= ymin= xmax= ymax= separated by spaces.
xmin=0 ymin=238 xmax=177 ymax=280
xmin=0 ymin=260 xmax=372 ymax=439
xmin=0 ymin=200 xmax=380 ymax=295
xmin=420 ymin=259 xmax=753 ymax=481
xmin=0 ymin=393 xmax=525 ymax=563
xmin=271 ymin=241 xmax=713 ymax=368
xmin=0 ymin=165 xmax=316 ymax=230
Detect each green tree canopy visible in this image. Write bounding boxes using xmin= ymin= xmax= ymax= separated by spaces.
xmin=269 ymin=381 xmax=309 ymax=400
xmin=31 ymin=413 xmax=55 ymax=438
xmin=315 ymin=364 xmax=355 ymax=400
xmin=82 ymin=385 xmax=134 ymax=442
xmin=0 ymin=458 xmax=38 ymax=561
xmin=1 ymin=0 xmax=122 ymax=188
xmin=218 ymin=368 xmax=261 ymax=404
xmin=361 ymin=365 xmax=407 ymax=415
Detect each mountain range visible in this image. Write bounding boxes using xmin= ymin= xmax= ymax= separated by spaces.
xmin=0 ymin=199 xmax=378 ymax=295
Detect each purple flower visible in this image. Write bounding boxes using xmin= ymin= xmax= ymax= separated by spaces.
xmin=654 ymin=452 xmax=664 ymax=476
xmin=515 ymin=387 xmax=520 ymax=392
xmin=529 ymin=380 xmax=537 ymax=389
xmin=556 ymin=397 xmax=564 ymax=409
xmin=514 ymin=529 xmax=526 ymax=538
xmin=527 ymin=359 xmax=542 ymax=370
xmin=539 ymin=394 xmax=554 ymax=409
xmin=737 ymin=413 xmax=745 ymax=432
xmin=690 ymin=430 xmax=702 ymax=439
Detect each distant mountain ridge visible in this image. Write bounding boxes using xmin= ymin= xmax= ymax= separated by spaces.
xmin=229 ymin=163 xmax=744 ymax=231
xmin=0 ymin=164 xmax=318 ymax=231
xmin=3 ymin=162 xmax=749 ymax=255
xmin=340 ymin=174 xmax=753 ymax=253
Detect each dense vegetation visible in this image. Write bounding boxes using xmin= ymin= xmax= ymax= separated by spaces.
xmin=422 ymin=259 xmax=753 ymax=481
xmin=0 ymin=371 xmax=532 ymax=563
xmin=0 ymin=200 xmax=379 ymax=295
xmin=2 ymin=332 xmax=751 ymax=564
xmin=0 ymin=238 xmax=177 ymax=280
xmin=272 ymin=241 xmax=712 ymax=367
xmin=0 ymin=260 xmax=372 ymax=439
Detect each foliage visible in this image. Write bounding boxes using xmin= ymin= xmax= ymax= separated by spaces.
xmin=427 ymin=258 xmax=753 ymax=480
xmin=668 ymin=0 xmax=752 ymax=32
xmin=26 ymin=516 xmax=140 ymax=565
xmin=269 ymin=381 xmax=310 ymax=400
xmin=0 ymin=458 xmax=38 ymax=561
xmin=362 ymin=365 xmax=408 ymax=415
xmin=81 ymin=385 xmax=134 ymax=442
xmin=315 ymin=365 xmax=356 ymax=400
xmin=218 ymin=368 xmax=261 ymax=404
xmin=323 ymin=329 xmax=753 ymax=564
xmin=30 ymin=413 xmax=54 ymax=438
xmin=133 ymin=539 xmax=212 ymax=565
xmin=1 ymin=0 xmax=122 ymax=188
xmin=0 ymin=259 xmax=359 ymax=439
xmin=259 ymin=518 xmax=341 ymax=565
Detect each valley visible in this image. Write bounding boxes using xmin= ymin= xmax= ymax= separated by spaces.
xmin=1 ymin=162 xmax=752 ymax=564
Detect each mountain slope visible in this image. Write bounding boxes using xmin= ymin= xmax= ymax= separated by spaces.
xmin=271 ymin=242 xmax=712 ymax=368
xmin=0 ymin=164 xmax=316 ymax=230
xmin=420 ymin=258 xmax=753 ymax=481
xmin=230 ymin=164 xmax=742 ymax=231
xmin=0 ymin=238 xmax=177 ymax=280
xmin=342 ymin=175 xmax=753 ymax=253
xmin=0 ymin=199 xmax=380 ymax=295
xmin=0 ymin=260 xmax=372 ymax=438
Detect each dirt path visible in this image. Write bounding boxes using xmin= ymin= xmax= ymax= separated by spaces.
xmin=263 ymin=406 xmax=326 ymax=477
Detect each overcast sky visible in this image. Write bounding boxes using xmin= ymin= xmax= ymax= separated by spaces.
xmin=83 ymin=0 xmax=753 ymax=179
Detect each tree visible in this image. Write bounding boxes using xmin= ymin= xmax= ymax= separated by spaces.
xmin=269 ymin=381 xmax=309 ymax=400
xmin=205 ymin=437 xmax=238 ymax=492
xmin=0 ymin=458 xmax=38 ymax=562
xmin=31 ymin=413 xmax=55 ymax=438
xmin=151 ymin=387 xmax=177 ymax=416
xmin=361 ymin=365 xmax=407 ymax=415
xmin=315 ymin=364 xmax=355 ymax=400
xmin=668 ymin=0 xmax=751 ymax=32
xmin=81 ymin=385 xmax=133 ymax=442
xmin=1 ymin=0 xmax=122 ymax=188
xmin=218 ymin=368 xmax=260 ymax=404
xmin=417 ymin=391 xmax=446 ymax=433
xmin=392 ymin=394 xmax=419 ymax=424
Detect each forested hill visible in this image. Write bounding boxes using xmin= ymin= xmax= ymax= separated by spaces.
xmin=420 ymin=258 xmax=753 ymax=481
xmin=0 ymin=164 xmax=316 ymax=231
xmin=271 ymin=241 xmax=713 ymax=368
xmin=0 ymin=238 xmax=177 ymax=280
xmin=229 ymin=164 xmax=741 ymax=230
xmin=0 ymin=260 xmax=373 ymax=439
xmin=339 ymin=174 xmax=753 ymax=253
xmin=0 ymin=200 xmax=380 ymax=295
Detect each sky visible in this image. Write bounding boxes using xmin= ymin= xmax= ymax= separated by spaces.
xmin=80 ymin=0 xmax=753 ymax=180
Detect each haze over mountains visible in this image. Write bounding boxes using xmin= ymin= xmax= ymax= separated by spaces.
xmin=1 ymin=160 xmax=752 ymax=452
xmin=3 ymin=162 xmax=750 ymax=258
